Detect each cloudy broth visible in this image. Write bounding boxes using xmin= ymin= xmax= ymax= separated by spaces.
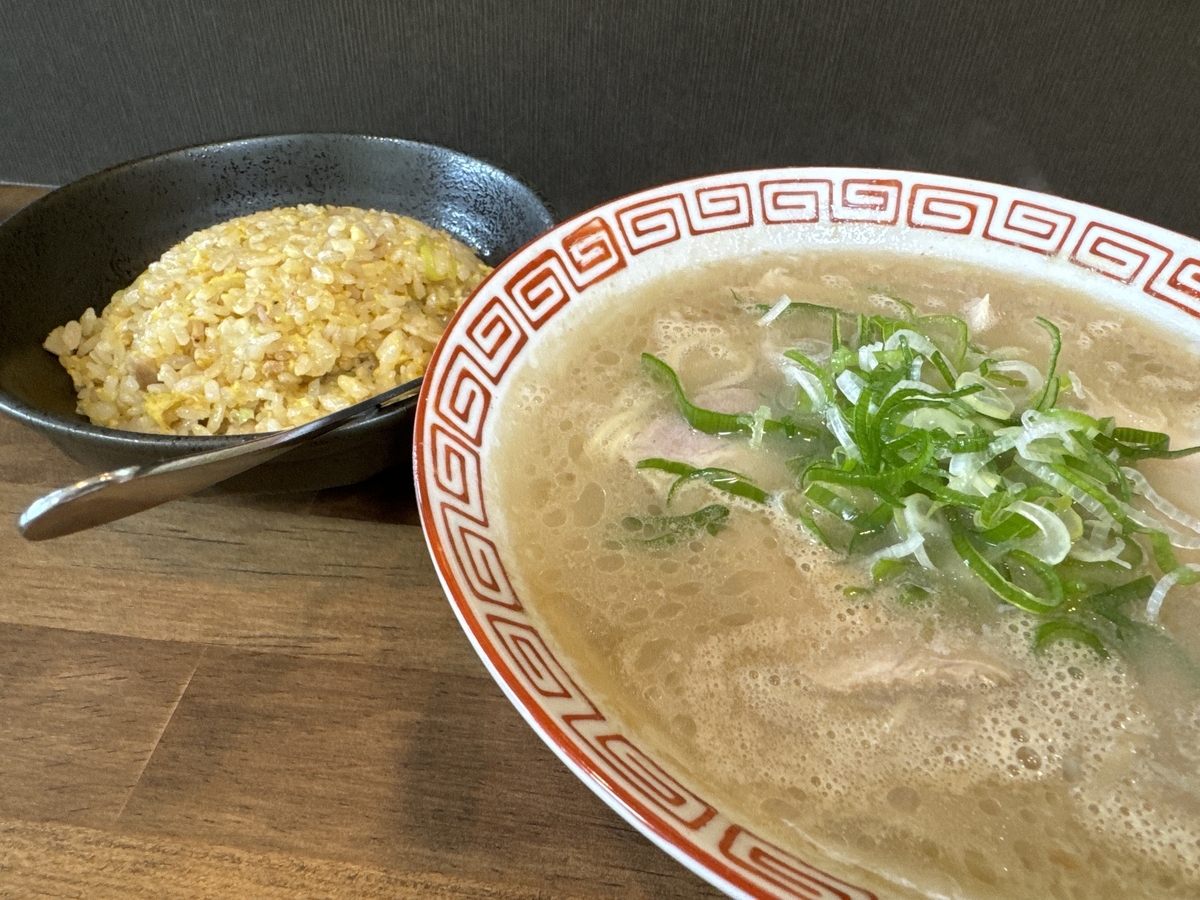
xmin=488 ymin=251 xmax=1200 ymax=899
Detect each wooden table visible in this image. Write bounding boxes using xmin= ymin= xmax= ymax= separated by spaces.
xmin=0 ymin=185 xmax=724 ymax=899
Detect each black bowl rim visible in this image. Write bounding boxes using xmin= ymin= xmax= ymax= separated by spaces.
xmin=0 ymin=132 xmax=553 ymax=452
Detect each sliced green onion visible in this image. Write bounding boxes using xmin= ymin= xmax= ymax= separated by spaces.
xmin=1032 ymin=317 xmax=1062 ymax=411
xmin=642 ymin=353 xmax=752 ymax=435
xmin=1034 ymin=621 xmax=1109 ymax=658
xmin=636 ymin=293 xmax=1200 ymax=663
xmin=1147 ymin=564 xmax=1200 ymax=621
xmin=1083 ymin=576 xmax=1155 ymax=620
xmin=1096 ymin=426 xmax=1200 ymax=462
xmin=804 ymin=483 xmax=861 ymax=522
xmin=872 ymin=557 xmax=913 ymax=582
xmin=1122 ymin=466 xmax=1200 ymax=541
xmin=953 ymin=533 xmax=1063 ymax=615
xmin=915 ymin=314 xmax=969 ymax=369
xmin=783 ymin=349 xmax=837 ymax=401
xmin=636 ymin=458 xmax=771 ymax=504
xmin=623 ymin=504 xmax=731 ymax=548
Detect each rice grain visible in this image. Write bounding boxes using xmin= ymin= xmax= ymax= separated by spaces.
xmin=44 ymin=204 xmax=490 ymax=435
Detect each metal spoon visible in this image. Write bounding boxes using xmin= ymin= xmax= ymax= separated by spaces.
xmin=18 ymin=377 xmax=423 ymax=541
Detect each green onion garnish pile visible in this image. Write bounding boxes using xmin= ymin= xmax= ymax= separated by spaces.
xmin=636 ymin=297 xmax=1200 ymax=659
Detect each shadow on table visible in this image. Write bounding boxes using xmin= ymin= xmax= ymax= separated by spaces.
xmin=209 ymin=461 xmax=422 ymax=527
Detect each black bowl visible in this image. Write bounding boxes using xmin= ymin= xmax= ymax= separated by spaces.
xmin=0 ymin=134 xmax=553 ymax=492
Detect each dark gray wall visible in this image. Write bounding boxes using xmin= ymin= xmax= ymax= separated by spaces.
xmin=3 ymin=0 xmax=1199 ymax=234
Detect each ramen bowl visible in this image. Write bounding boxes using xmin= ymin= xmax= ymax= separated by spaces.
xmin=0 ymin=134 xmax=553 ymax=492
xmin=415 ymin=169 xmax=1200 ymax=898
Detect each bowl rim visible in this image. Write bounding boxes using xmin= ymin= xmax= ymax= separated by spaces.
xmin=0 ymin=132 xmax=553 ymax=450
xmin=4 ymin=130 xmax=548 ymax=222
xmin=414 ymin=164 xmax=1200 ymax=899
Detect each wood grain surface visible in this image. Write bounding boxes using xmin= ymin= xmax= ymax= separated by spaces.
xmin=0 ymin=186 xmax=724 ymax=898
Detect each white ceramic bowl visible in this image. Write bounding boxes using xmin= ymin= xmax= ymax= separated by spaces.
xmin=414 ymin=168 xmax=1200 ymax=899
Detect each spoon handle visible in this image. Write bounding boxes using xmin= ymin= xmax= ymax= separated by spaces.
xmin=18 ymin=377 xmax=423 ymax=541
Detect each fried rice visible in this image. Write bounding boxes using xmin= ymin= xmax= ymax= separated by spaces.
xmin=43 ymin=204 xmax=490 ymax=435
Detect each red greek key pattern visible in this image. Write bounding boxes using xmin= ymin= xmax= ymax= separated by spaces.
xmin=504 ymin=249 xmax=575 ymax=329
xmin=561 ymin=216 xmax=627 ymax=287
xmin=1146 ymin=256 xmax=1200 ymax=317
xmin=429 ymin=424 xmax=486 ymax=525
xmin=616 ymin=182 xmax=754 ymax=249
xmin=488 ymin=616 xmax=584 ymax=701
xmin=440 ymin=506 xmax=521 ymax=610
xmin=598 ymin=734 xmax=718 ymax=830
xmin=462 ymin=294 xmax=528 ymax=383
xmin=909 ymin=185 xmax=995 ymax=235
xmin=616 ymin=193 xmax=688 ymax=254
xmin=1070 ymin=223 xmax=1171 ymax=286
xmin=761 ymin=179 xmax=830 ymax=224
xmin=1166 ymin=257 xmax=1200 ymax=297
xmin=567 ymin=714 xmax=717 ymax=831
xmin=831 ymin=179 xmax=901 ymax=224
xmin=984 ymin=200 xmax=1075 ymax=255
xmin=685 ymin=183 xmax=754 ymax=233
xmin=432 ymin=345 xmax=493 ymax=445
xmin=719 ymin=827 xmax=878 ymax=900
